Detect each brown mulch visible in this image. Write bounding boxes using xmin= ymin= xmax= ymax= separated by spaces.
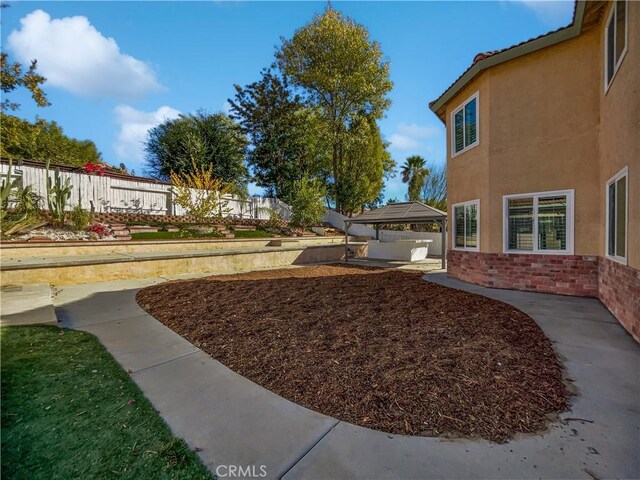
xmin=136 ymin=264 xmax=569 ymax=442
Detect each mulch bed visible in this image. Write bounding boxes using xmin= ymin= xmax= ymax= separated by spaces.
xmin=136 ymin=264 xmax=569 ymax=442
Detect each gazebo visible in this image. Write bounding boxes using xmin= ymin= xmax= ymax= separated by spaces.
xmin=344 ymin=201 xmax=448 ymax=269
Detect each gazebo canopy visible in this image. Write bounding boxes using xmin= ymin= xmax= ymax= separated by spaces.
xmin=347 ymin=201 xmax=446 ymax=225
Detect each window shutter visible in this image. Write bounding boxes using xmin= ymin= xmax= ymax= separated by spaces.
xmin=454 ymin=110 xmax=464 ymax=153
xmin=615 ymin=1 xmax=626 ymax=62
xmin=455 ymin=206 xmax=465 ymax=247
xmin=464 ymin=98 xmax=477 ymax=146
xmin=608 ymin=183 xmax=616 ymax=256
xmin=607 ymin=14 xmax=616 ymax=83
xmin=615 ymin=176 xmax=626 ymax=257
xmin=538 ymin=196 xmax=567 ymax=251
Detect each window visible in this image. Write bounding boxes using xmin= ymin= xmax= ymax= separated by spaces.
xmin=606 ymin=167 xmax=628 ymax=263
xmin=453 ymin=199 xmax=479 ymax=250
xmin=503 ymin=190 xmax=574 ymax=254
xmin=451 ymin=92 xmax=478 ymax=156
xmin=605 ymin=0 xmax=627 ymax=91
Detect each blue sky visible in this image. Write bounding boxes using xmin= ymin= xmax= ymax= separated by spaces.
xmin=2 ymin=0 xmax=574 ymax=200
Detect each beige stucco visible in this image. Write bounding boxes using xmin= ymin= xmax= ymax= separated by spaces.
xmin=443 ymin=1 xmax=639 ymax=268
xmin=598 ymin=1 xmax=640 ymax=269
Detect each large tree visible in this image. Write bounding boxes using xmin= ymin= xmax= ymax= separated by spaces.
xmin=276 ymin=7 xmax=393 ymax=213
xmin=1 ymin=114 xmax=102 ymax=167
xmin=339 ymin=116 xmax=395 ymax=215
xmin=401 ymin=155 xmax=429 ymax=202
xmin=1 ymin=52 xmax=49 ymax=112
xmin=145 ymin=111 xmax=248 ymax=189
xmin=229 ymin=69 xmax=328 ymax=203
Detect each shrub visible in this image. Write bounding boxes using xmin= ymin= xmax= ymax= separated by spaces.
xmin=45 ymin=159 xmax=72 ymax=226
xmin=89 ymin=223 xmax=109 ymax=238
xmin=266 ymin=208 xmax=282 ymax=229
xmin=170 ymin=161 xmax=232 ymax=222
xmin=290 ymin=178 xmax=326 ymax=230
xmin=1 ymin=161 xmax=45 ymax=236
xmin=71 ymin=205 xmax=91 ymax=231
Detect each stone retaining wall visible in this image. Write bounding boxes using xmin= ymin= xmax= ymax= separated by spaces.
xmin=448 ymin=250 xmax=639 ymax=342
xmin=92 ymin=211 xmax=288 ymax=228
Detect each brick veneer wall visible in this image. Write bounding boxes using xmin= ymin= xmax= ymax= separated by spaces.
xmin=447 ymin=250 xmax=599 ymax=297
xmin=598 ymin=257 xmax=640 ymax=342
xmin=448 ymin=250 xmax=640 ymax=342
xmin=92 ymin=212 xmax=289 ymax=228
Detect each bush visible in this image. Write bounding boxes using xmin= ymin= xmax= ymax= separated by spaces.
xmin=170 ymin=161 xmax=232 ymax=222
xmin=266 ymin=208 xmax=282 ymax=229
xmin=70 ymin=205 xmax=91 ymax=231
xmin=89 ymin=223 xmax=109 ymax=238
xmin=290 ymin=177 xmax=326 ymax=230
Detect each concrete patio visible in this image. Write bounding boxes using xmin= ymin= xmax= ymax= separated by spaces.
xmin=1 ymin=268 xmax=638 ymax=479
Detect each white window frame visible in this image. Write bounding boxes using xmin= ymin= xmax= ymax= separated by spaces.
xmin=502 ymin=189 xmax=575 ymax=255
xmin=604 ymin=0 xmax=628 ymax=93
xmin=605 ymin=166 xmax=628 ymax=265
xmin=452 ymin=199 xmax=480 ymax=252
xmin=450 ymin=91 xmax=479 ymax=158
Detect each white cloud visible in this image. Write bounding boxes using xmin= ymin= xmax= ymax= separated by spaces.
xmin=507 ymin=1 xmax=574 ymax=24
xmin=389 ymin=134 xmax=421 ymax=151
xmin=114 ymin=105 xmax=181 ymax=165
xmin=7 ymin=9 xmax=163 ymax=99
xmin=388 ymin=123 xmax=441 ymax=152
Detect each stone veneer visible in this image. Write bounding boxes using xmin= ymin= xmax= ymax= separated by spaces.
xmin=447 ymin=250 xmax=599 ymax=296
xmin=598 ymin=257 xmax=640 ymax=342
xmin=447 ymin=250 xmax=640 ymax=342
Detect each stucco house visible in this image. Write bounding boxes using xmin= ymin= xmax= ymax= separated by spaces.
xmin=429 ymin=0 xmax=639 ymax=341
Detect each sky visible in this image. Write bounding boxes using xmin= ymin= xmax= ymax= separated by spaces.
xmin=2 ymin=0 xmax=574 ymax=201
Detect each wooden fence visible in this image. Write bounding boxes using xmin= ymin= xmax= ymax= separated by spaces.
xmin=0 ymin=159 xmax=291 ymax=221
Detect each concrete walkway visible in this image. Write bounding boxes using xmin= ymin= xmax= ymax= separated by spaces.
xmin=3 ymin=270 xmax=638 ymax=479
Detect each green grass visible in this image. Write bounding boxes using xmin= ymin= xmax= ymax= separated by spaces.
xmin=130 ymin=231 xmax=222 ymax=240
xmin=1 ymin=325 xmax=212 ymax=480
xmin=231 ymin=229 xmax=274 ymax=238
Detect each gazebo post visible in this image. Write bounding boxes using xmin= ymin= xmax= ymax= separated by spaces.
xmin=375 ymin=224 xmax=380 ymax=240
xmin=440 ymin=218 xmax=446 ymax=270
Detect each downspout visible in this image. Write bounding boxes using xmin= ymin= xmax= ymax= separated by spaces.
xmin=344 ymin=220 xmax=350 ymax=263
xmin=440 ymin=218 xmax=446 ymax=270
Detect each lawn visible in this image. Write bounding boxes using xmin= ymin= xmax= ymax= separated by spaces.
xmin=130 ymin=230 xmax=222 ymax=240
xmin=137 ymin=264 xmax=569 ymax=443
xmin=231 ymin=229 xmax=274 ymax=238
xmin=130 ymin=229 xmax=275 ymax=240
xmin=1 ymin=325 xmax=212 ymax=480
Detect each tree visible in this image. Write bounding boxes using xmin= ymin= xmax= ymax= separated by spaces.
xmin=276 ymin=7 xmax=393 ymax=213
xmin=1 ymin=52 xmax=49 ymax=112
xmin=229 ymin=69 xmax=328 ymax=203
xmin=0 ymin=114 xmax=102 ymax=167
xmin=338 ymin=116 xmax=395 ymax=215
xmin=290 ymin=177 xmax=326 ymax=230
xmin=421 ymin=162 xmax=447 ymax=211
xmin=145 ymin=111 xmax=248 ymax=189
xmin=401 ymin=155 xmax=429 ymax=202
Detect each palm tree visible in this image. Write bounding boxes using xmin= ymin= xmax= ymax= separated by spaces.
xmin=400 ymin=155 xmax=429 ymax=202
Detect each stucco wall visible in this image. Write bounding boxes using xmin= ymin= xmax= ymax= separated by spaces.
xmin=445 ymin=7 xmax=638 ymax=264
xmin=444 ymin=73 xmax=491 ymax=251
xmin=599 ymin=1 xmax=640 ymax=270
xmin=486 ymin=27 xmax=602 ymax=255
